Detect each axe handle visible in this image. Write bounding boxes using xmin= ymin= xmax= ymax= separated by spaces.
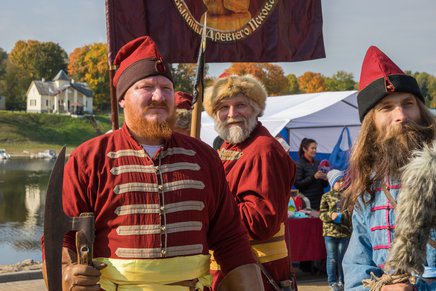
xmin=75 ymin=231 xmax=93 ymax=265
xmin=74 ymin=212 xmax=95 ymax=265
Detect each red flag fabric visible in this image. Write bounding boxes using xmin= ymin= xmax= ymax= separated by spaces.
xmin=106 ymin=0 xmax=325 ymax=64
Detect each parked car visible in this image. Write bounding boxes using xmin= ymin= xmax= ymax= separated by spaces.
xmin=0 ymin=149 xmax=11 ymax=159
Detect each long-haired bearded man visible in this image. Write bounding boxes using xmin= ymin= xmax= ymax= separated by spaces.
xmin=342 ymin=46 xmax=436 ymax=291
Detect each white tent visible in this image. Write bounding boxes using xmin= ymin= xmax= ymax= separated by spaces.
xmin=199 ymin=90 xmax=361 ymax=154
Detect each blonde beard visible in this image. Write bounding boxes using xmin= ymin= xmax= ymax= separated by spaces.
xmin=372 ymin=120 xmax=433 ymax=178
xmin=214 ymin=115 xmax=257 ymax=144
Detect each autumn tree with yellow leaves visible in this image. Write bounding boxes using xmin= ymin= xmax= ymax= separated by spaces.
xmin=68 ymin=43 xmax=109 ymax=112
xmin=223 ymin=63 xmax=290 ymax=96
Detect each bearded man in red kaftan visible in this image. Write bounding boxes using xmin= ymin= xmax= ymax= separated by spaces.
xmin=204 ymin=74 xmax=297 ymax=291
xmin=42 ymin=36 xmax=264 ymax=291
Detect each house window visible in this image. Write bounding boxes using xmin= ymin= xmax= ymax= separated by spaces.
xmin=30 ymin=100 xmax=36 ymax=106
xmin=46 ymin=100 xmax=49 ymax=106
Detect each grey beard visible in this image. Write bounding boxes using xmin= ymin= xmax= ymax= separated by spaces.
xmin=215 ymin=115 xmax=258 ymax=145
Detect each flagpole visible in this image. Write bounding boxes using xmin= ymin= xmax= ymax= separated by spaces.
xmin=108 ymin=64 xmax=119 ymax=130
xmin=190 ymin=15 xmax=207 ymax=139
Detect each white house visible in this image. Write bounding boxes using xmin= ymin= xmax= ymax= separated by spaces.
xmin=26 ymin=70 xmax=93 ymax=114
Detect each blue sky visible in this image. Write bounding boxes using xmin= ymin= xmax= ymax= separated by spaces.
xmin=1 ymin=0 xmax=435 ymax=81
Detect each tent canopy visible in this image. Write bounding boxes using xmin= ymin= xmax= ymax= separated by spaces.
xmin=200 ymin=90 xmax=361 ymax=154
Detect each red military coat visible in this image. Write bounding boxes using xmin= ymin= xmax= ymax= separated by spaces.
xmin=57 ymin=124 xmax=254 ymax=277
xmin=212 ymin=122 xmax=296 ymax=291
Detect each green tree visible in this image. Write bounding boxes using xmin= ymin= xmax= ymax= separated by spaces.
xmin=325 ymin=71 xmax=356 ymax=91
xmin=428 ymin=75 xmax=436 ymax=108
xmin=287 ymin=74 xmax=299 ymax=94
xmin=9 ymin=40 xmax=67 ymax=81
xmin=172 ymin=63 xmax=209 ymax=94
xmin=68 ymin=43 xmax=110 ymax=113
xmin=411 ymin=71 xmax=432 ymax=106
xmin=4 ymin=61 xmax=27 ymax=110
xmin=35 ymin=42 xmax=68 ymax=79
xmin=6 ymin=40 xmax=68 ymax=110
xmin=0 ymin=48 xmax=7 ymax=96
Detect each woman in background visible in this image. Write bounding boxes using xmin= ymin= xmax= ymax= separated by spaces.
xmin=294 ymin=138 xmax=329 ymax=211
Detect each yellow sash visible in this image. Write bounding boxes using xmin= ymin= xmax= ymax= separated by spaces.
xmin=95 ymin=254 xmax=212 ymax=291
xmin=210 ymin=223 xmax=288 ymax=270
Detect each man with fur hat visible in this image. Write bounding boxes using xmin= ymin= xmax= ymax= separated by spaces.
xmin=42 ymin=36 xmax=264 ymax=291
xmin=204 ymin=74 xmax=297 ymax=291
xmin=342 ymin=46 xmax=436 ymax=290
xmin=173 ymin=91 xmax=193 ymax=135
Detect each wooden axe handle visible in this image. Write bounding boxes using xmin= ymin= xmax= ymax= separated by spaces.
xmin=74 ymin=212 xmax=95 ymax=265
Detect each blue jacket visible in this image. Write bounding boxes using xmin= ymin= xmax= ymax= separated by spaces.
xmin=343 ymin=179 xmax=436 ymax=290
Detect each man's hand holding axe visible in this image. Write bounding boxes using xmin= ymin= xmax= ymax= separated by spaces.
xmin=42 ymin=147 xmax=106 ymax=291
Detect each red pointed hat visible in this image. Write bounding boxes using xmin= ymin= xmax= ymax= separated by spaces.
xmin=357 ymin=46 xmax=423 ymax=121
xmin=174 ymin=91 xmax=193 ymax=111
xmin=113 ymin=36 xmax=173 ymax=100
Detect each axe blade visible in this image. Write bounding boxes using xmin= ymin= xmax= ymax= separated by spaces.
xmin=44 ymin=146 xmax=71 ymax=291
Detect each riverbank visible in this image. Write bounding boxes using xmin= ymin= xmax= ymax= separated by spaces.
xmin=0 ymin=259 xmax=42 ymax=274
xmin=0 ymin=111 xmax=114 ymax=157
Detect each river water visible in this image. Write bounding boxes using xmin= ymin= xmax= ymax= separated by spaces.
xmin=0 ymin=158 xmax=54 ymax=264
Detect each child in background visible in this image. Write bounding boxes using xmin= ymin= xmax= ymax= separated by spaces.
xmin=319 ymin=170 xmax=352 ymax=291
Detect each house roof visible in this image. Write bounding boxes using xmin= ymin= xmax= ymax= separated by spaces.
xmin=33 ymin=81 xmax=59 ymax=96
xmin=71 ymin=82 xmax=92 ymax=97
xmin=53 ymin=70 xmax=70 ymax=81
xmin=29 ymin=70 xmax=93 ymax=97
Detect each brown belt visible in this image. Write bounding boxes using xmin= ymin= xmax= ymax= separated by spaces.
xmin=167 ymin=278 xmax=199 ymax=290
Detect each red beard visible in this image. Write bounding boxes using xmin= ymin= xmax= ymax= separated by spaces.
xmin=124 ymin=100 xmax=175 ymax=141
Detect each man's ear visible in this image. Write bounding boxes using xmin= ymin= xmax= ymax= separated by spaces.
xmin=119 ymin=99 xmax=125 ymax=108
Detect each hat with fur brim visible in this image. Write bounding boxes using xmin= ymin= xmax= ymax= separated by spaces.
xmin=357 ymin=46 xmax=424 ymax=122
xmin=203 ymin=74 xmax=267 ymax=117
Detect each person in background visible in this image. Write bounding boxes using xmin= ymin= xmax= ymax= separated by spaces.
xmin=204 ymin=74 xmax=297 ymax=291
xmin=342 ymin=45 xmax=436 ymax=290
xmin=42 ymin=35 xmax=264 ymax=291
xmin=319 ymin=169 xmax=352 ymax=291
xmin=294 ymin=138 xmax=329 ymax=211
xmin=173 ymin=91 xmax=193 ymax=136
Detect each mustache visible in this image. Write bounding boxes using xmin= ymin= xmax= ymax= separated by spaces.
xmin=379 ymin=119 xmax=433 ymax=142
xmin=223 ymin=117 xmax=246 ymax=126
xmin=144 ymin=100 xmax=170 ymax=111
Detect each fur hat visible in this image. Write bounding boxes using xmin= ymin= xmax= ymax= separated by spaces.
xmin=113 ymin=36 xmax=173 ymax=101
xmin=327 ymin=169 xmax=344 ymax=188
xmin=203 ymin=74 xmax=267 ymax=117
xmin=357 ymin=46 xmax=424 ymax=122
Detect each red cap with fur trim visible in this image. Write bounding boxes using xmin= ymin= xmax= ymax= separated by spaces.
xmin=113 ymin=36 xmax=173 ymax=100
xmin=174 ymin=91 xmax=193 ymax=110
xmin=357 ymin=46 xmax=423 ymax=121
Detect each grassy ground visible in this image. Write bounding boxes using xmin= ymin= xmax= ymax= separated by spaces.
xmin=0 ymin=111 xmax=118 ymax=156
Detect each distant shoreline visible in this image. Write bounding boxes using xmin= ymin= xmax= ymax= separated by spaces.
xmin=0 ymin=259 xmax=42 ymax=274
